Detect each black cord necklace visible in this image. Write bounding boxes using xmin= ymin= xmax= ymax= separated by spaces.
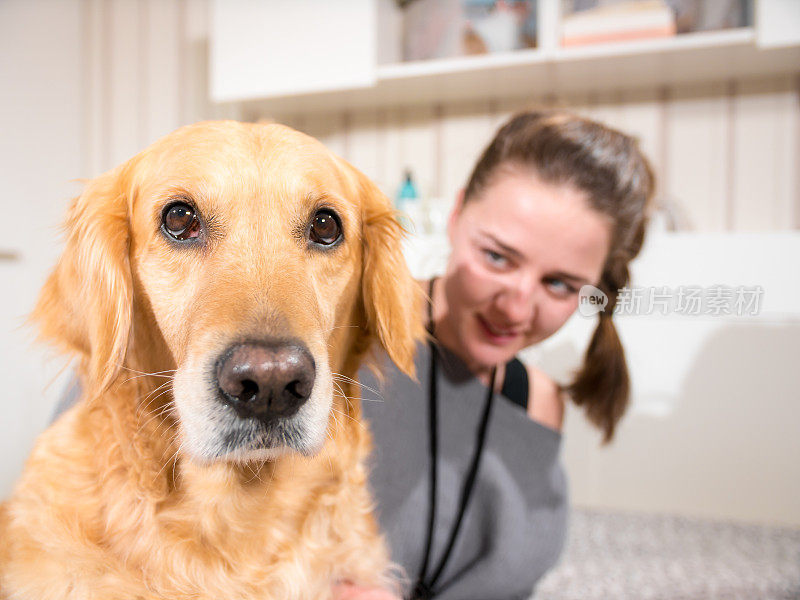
xmin=411 ymin=280 xmax=498 ymax=600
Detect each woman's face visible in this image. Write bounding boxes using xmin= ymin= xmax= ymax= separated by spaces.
xmin=441 ymin=167 xmax=613 ymax=370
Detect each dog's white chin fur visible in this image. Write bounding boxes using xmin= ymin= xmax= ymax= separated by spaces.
xmin=171 ymin=349 xmax=333 ymax=464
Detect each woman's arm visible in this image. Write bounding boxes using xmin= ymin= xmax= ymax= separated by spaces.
xmin=526 ymin=365 xmax=565 ymax=432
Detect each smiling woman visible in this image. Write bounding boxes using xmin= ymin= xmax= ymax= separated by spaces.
xmin=438 ymin=168 xmax=612 ymax=375
xmin=443 ymin=109 xmax=654 ymax=440
xmin=356 ymin=109 xmax=655 ymax=600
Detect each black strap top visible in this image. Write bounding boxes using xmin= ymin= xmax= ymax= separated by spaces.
xmin=501 ymin=357 xmax=529 ymax=411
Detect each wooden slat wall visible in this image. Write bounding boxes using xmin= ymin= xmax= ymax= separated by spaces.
xmin=81 ymin=0 xmax=799 ymax=231
xmin=664 ymin=83 xmax=730 ymax=231
xmin=731 ymin=77 xmax=799 ymax=230
xmin=81 ymin=0 xmax=241 ymax=179
xmin=279 ymin=76 xmax=799 ymax=232
xmin=144 ymin=0 xmax=182 ymax=147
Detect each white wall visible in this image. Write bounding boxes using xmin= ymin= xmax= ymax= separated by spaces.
xmin=0 ymin=0 xmax=85 ymax=497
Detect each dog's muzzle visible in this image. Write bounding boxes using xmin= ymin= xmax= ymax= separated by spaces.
xmin=215 ymin=340 xmax=316 ymax=423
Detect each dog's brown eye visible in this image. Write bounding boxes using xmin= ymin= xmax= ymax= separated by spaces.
xmin=162 ymin=202 xmax=201 ymax=241
xmin=309 ymin=210 xmax=342 ymax=246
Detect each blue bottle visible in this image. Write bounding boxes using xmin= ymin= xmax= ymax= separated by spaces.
xmin=396 ymin=169 xmax=420 ymax=233
xmin=397 ymin=170 xmax=418 ymax=211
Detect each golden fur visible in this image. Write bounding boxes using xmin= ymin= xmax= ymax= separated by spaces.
xmin=0 ymin=121 xmax=424 ymax=599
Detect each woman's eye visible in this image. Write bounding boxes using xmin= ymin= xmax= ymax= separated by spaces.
xmin=309 ymin=209 xmax=342 ymax=246
xmin=483 ymin=249 xmax=508 ymax=267
xmin=162 ymin=202 xmax=201 ymax=241
xmin=546 ymin=278 xmax=577 ymax=296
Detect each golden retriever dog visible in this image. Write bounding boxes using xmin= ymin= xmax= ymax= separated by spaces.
xmin=0 ymin=121 xmax=423 ymax=599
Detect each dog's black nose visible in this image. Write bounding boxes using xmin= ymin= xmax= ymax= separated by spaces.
xmin=216 ymin=341 xmax=315 ymax=421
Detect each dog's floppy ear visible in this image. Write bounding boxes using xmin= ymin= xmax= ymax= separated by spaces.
xmin=32 ymin=165 xmax=133 ymax=393
xmin=350 ymin=166 xmax=425 ymax=379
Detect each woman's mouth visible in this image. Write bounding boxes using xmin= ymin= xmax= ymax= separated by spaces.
xmin=476 ymin=314 xmax=520 ymax=344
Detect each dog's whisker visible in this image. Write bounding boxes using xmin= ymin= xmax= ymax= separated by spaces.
xmin=152 ymin=405 xmax=178 ymax=438
xmin=355 ymin=395 xmax=385 ymax=403
xmin=138 ymin=407 xmax=173 ymax=438
xmin=158 ymin=426 xmax=180 ymax=458
xmin=331 ymin=390 xmax=355 ymax=415
xmin=157 ymin=430 xmax=185 ymax=485
xmin=139 ymin=384 xmax=173 ymax=411
xmin=138 ymin=411 xmax=171 ymax=441
xmin=244 ymin=471 xmax=260 ymax=486
xmin=137 ymin=396 xmax=177 ymax=434
xmin=330 ymin=374 xmax=374 ymax=392
xmin=333 ymin=387 xmax=385 ymax=405
xmin=153 ymin=439 xmax=182 ymax=485
xmin=144 ymin=378 xmax=174 ymax=397
xmin=137 ymin=398 xmax=170 ymax=429
xmin=322 ymin=324 xmax=361 ymax=334
xmin=331 ymin=388 xmax=358 ymax=417
xmin=136 ymin=385 xmax=174 ymax=423
xmin=133 ymin=382 xmax=166 ymax=406
xmin=320 ymin=428 xmax=337 ymax=475
xmin=119 ymin=365 xmax=178 ymax=376
xmin=138 ymin=401 xmax=170 ymax=431
xmin=170 ymin=439 xmax=185 ymax=487
xmin=119 ymin=365 xmax=178 ymax=379
xmin=243 ymin=464 xmax=266 ymax=486
xmin=122 ymin=371 xmax=176 ymax=382
xmin=122 ymin=372 xmax=176 ymax=384
xmin=331 ymin=379 xmax=349 ymax=402
xmin=134 ymin=379 xmax=173 ymax=406
xmin=331 ymin=372 xmax=382 ymax=398
xmin=331 ymin=407 xmax=357 ymax=425
xmin=331 ymin=380 xmax=357 ymax=414
xmin=329 ymin=409 xmax=342 ymax=430
xmin=329 ymin=372 xmax=361 ymax=384
xmin=137 ymin=381 xmax=175 ymax=412
xmin=42 ymin=360 xmax=75 ymax=396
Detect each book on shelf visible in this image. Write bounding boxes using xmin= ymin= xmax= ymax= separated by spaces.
xmin=561 ymin=0 xmax=677 ymax=47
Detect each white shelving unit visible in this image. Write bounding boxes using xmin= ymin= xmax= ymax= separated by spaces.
xmin=210 ymin=0 xmax=800 ymax=119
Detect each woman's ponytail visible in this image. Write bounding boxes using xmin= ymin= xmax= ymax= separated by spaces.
xmin=567 ymin=260 xmax=631 ymax=442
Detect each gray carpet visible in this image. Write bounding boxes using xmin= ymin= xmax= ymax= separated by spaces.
xmin=534 ymin=508 xmax=800 ymax=600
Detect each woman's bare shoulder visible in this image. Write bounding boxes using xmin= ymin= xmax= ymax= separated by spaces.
xmin=525 ymin=365 xmax=564 ymax=433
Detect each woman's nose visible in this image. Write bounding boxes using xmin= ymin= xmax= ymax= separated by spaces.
xmin=496 ymin=274 xmax=537 ymax=323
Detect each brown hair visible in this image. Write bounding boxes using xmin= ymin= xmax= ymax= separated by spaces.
xmin=464 ymin=110 xmax=655 ymax=442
